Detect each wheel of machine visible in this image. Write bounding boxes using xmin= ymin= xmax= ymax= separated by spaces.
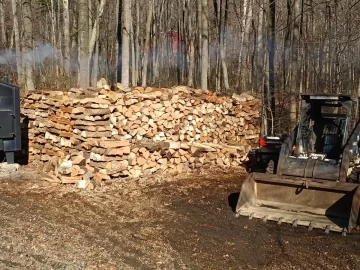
xmin=266 ymin=159 xmax=275 ymax=174
xmin=349 ymin=167 xmax=360 ymax=183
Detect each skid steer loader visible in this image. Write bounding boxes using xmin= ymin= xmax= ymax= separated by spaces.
xmin=236 ymin=94 xmax=360 ymax=234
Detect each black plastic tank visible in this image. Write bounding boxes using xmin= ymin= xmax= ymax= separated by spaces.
xmin=0 ymin=82 xmax=21 ymax=163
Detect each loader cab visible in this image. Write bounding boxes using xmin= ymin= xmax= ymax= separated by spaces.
xmin=277 ymin=94 xmax=358 ymax=181
xmin=236 ymin=94 xmax=360 ymax=234
xmin=295 ymin=94 xmax=354 ymax=161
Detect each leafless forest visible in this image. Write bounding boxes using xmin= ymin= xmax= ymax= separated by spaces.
xmin=1 ymin=0 xmax=360 ymax=133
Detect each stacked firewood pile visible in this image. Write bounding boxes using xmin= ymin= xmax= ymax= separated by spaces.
xmin=21 ymin=86 xmax=260 ymax=186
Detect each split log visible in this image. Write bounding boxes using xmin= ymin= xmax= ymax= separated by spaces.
xmin=135 ymin=139 xmax=170 ymax=152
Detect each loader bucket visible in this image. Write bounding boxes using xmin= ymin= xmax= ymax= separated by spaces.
xmin=236 ymin=173 xmax=360 ymax=234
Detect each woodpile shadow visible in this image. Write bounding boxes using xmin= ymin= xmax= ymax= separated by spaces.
xmin=17 ymin=114 xmax=29 ymax=165
xmin=228 ymin=192 xmax=240 ymax=212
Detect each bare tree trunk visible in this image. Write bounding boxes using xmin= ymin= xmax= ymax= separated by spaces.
xmin=180 ymin=0 xmax=186 ymax=85
xmin=152 ymin=5 xmax=157 ymax=85
xmin=165 ymin=1 xmax=172 ymax=83
xmin=333 ymin=0 xmax=340 ymax=93
xmin=89 ymin=0 xmax=92 ymax=37
xmin=187 ymin=0 xmax=195 ymax=87
xmin=71 ymin=11 xmax=78 ymax=62
xmin=282 ymin=0 xmax=291 ymax=98
xmin=291 ymin=0 xmax=301 ymax=125
xmin=188 ymin=38 xmax=195 ymax=87
xmin=257 ymin=1 xmax=264 ymax=94
xmin=11 ymin=0 xmax=24 ymax=85
xmin=89 ymin=0 xmax=105 ymax=86
xmin=220 ymin=0 xmax=229 ymax=91
xmin=57 ymin=0 xmax=63 ymax=77
xmin=0 ymin=0 xmax=6 ymax=47
xmin=236 ymin=0 xmax=250 ymax=89
xmin=121 ymin=0 xmax=131 ymax=87
xmin=246 ymin=1 xmax=253 ymax=91
xmin=10 ymin=28 xmax=14 ymax=50
xmin=50 ymin=0 xmax=59 ymax=77
xmin=130 ymin=5 xmax=136 ymax=87
xmin=135 ymin=0 xmax=140 ymax=84
xmin=89 ymin=0 xmax=106 ymax=57
xmin=22 ymin=0 xmax=35 ymax=91
xmin=177 ymin=1 xmax=182 ymax=85
xmin=197 ymin=0 xmax=202 ymax=86
xmin=268 ymin=0 xmax=276 ymax=132
xmin=154 ymin=0 xmax=165 ymax=86
xmin=79 ymin=0 xmax=90 ymax=88
xmin=91 ymin=19 xmax=100 ymax=87
xmin=91 ymin=41 xmax=99 ymax=87
xmin=326 ymin=1 xmax=331 ymax=92
xmin=113 ymin=0 xmax=120 ymax=86
xmin=200 ymin=0 xmax=208 ymax=90
xmin=62 ymin=0 xmax=70 ymax=74
xmin=258 ymin=0 xmax=267 ymax=135
xmin=141 ymin=0 xmax=153 ymax=87
xmin=213 ymin=0 xmax=221 ymax=91
xmin=22 ymin=0 xmax=35 ymax=90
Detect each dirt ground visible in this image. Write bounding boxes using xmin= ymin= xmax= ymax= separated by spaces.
xmin=0 ymin=167 xmax=359 ymax=270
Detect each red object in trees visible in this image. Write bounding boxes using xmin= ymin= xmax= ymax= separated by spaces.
xmin=158 ymin=31 xmax=184 ymax=53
